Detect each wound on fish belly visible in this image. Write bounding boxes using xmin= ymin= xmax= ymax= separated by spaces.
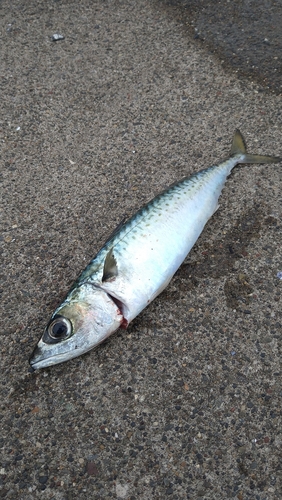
xmin=106 ymin=293 xmax=128 ymax=329
xmin=120 ymin=318 xmax=129 ymax=329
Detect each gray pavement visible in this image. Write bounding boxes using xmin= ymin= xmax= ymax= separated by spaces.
xmin=1 ymin=1 xmax=282 ymax=499
xmin=161 ymin=0 xmax=282 ymax=94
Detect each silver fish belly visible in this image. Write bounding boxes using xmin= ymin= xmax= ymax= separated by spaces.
xmin=29 ymin=130 xmax=281 ymax=370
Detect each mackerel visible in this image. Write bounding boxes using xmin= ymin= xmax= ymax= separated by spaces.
xmin=29 ymin=130 xmax=281 ymax=370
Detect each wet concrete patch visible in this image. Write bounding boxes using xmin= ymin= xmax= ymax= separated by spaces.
xmin=173 ymin=204 xmax=280 ymax=311
xmin=159 ymin=0 xmax=282 ymax=94
xmin=224 ymin=273 xmax=253 ymax=310
xmin=175 ymin=204 xmax=264 ymax=284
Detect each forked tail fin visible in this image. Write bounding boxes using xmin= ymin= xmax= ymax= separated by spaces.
xmin=231 ymin=129 xmax=281 ymax=164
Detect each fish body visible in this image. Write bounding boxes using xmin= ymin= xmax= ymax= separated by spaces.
xmin=29 ymin=130 xmax=281 ymax=370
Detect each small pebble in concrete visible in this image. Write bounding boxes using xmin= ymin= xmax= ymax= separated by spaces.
xmin=51 ymin=33 xmax=64 ymax=41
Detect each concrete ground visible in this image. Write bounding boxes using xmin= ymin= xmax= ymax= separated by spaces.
xmin=1 ymin=1 xmax=281 ymax=499
xmin=163 ymin=0 xmax=282 ymax=94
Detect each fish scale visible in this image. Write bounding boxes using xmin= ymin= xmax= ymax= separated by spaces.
xmin=81 ymin=161 xmax=230 ymax=282
xmin=29 ymin=130 xmax=281 ymax=370
xmin=95 ymin=160 xmax=236 ymax=323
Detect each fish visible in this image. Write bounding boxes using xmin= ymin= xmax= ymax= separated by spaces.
xmin=29 ymin=130 xmax=281 ymax=370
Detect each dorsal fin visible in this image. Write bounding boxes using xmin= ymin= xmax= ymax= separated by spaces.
xmin=102 ymin=247 xmax=118 ymax=282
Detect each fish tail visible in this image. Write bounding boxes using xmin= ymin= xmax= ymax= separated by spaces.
xmin=230 ymin=129 xmax=281 ymax=164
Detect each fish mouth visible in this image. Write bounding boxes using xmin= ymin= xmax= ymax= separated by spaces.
xmin=29 ymin=334 xmax=111 ymax=370
xmin=29 ymin=355 xmax=67 ymax=370
xmin=29 ymin=351 xmax=66 ymax=371
xmin=28 ymin=343 xmax=86 ymax=370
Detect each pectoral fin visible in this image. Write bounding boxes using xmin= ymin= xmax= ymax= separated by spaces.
xmin=102 ymin=247 xmax=118 ymax=282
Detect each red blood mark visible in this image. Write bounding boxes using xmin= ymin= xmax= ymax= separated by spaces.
xmin=120 ymin=317 xmax=128 ymax=329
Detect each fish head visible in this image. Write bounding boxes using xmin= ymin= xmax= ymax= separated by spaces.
xmin=29 ymin=283 xmax=123 ymax=370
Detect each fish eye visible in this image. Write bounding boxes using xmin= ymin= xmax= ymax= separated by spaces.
xmin=48 ymin=317 xmax=72 ymax=340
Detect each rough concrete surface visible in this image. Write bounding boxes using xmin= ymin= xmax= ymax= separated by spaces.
xmin=162 ymin=0 xmax=282 ymax=94
xmin=1 ymin=1 xmax=282 ymax=499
